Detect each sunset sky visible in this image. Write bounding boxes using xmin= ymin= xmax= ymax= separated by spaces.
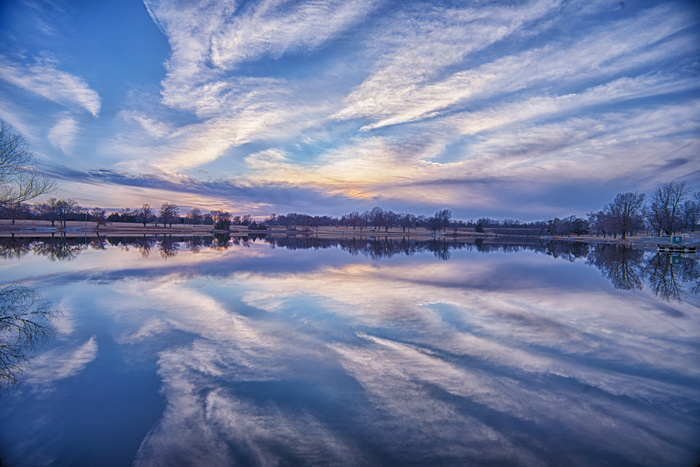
xmin=1 ymin=0 xmax=698 ymax=220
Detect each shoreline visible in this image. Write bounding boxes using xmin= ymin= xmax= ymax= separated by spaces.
xmin=1 ymin=220 xmax=697 ymax=250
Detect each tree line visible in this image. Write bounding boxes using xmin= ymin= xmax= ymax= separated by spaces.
xmin=587 ymin=183 xmax=699 ymax=239
xmin=2 ymin=186 xmax=698 ymax=239
xmin=1 ymin=199 xmax=269 ymax=232
xmin=1 ymin=119 xmax=698 ymax=237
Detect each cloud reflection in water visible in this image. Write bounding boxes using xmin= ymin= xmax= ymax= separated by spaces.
xmin=1 ymin=238 xmax=698 ymax=465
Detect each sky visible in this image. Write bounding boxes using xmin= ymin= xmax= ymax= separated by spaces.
xmin=0 ymin=0 xmax=699 ymax=220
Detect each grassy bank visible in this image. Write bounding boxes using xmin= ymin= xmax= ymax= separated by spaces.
xmin=2 ymin=219 xmax=698 ymax=250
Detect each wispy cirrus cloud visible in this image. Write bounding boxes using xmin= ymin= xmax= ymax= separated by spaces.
xmin=21 ymin=0 xmax=696 ymax=218
xmin=42 ymin=164 xmax=369 ymax=214
xmin=337 ymin=4 xmax=695 ymax=130
xmin=47 ymin=115 xmax=80 ymax=154
xmin=334 ymin=0 xmax=563 ymax=126
xmin=146 ymin=0 xmax=376 ymax=114
xmin=208 ymin=0 xmax=378 ymax=69
xmin=122 ymin=0 xmax=381 ymax=173
xmin=0 ymin=55 xmax=101 ymax=117
xmin=25 ymin=337 xmax=98 ymax=386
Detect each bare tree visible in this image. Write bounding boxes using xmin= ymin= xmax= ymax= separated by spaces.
xmin=682 ymin=193 xmax=699 ymax=232
xmin=91 ymin=208 xmax=107 ymax=230
xmin=400 ymin=213 xmax=417 ymax=233
xmin=0 ymin=202 xmax=30 ymax=225
xmin=605 ymin=192 xmax=645 ymax=239
xmin=0 ymin=283 xmax=59 ymax=392
xmin=647 ymin=182 xmax=691 ymax=236
xmin=187 ymin=207 xmax=203 ymax=226
xmin=35 ymin=198 xmax=60 ymax=227
xmin=437 ymin=209 xmax=452 ymax=232
xmin=0 ymin=121 xmax=55 ymax=208
xmin=159 ymin=202 xmax=179 ymax=228
xmin=428 ymin=209 xmax=452 ymax=233
xmin=369 ymin=207 xmax=384 ymax=230
xmin=138 ymin=204 xmax=153 ymax=227
xmin=345 ymin=211 xmax=361 ymax=230
xmin=587 ymin=211 xmax=611 ymax=237
xmin=383 ymin=210 xmax=399 ymax=232
xmin=55 ymin=199 xmax=79 ymax=228
xmin=427 ymin=214 xmax=442 ymax=234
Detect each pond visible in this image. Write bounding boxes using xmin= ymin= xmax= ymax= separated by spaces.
xmin=1 ymin=235 xmax=699 ymax=466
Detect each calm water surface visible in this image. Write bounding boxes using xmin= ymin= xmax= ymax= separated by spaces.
xmin=1 ymin=236 xmax=699 ymax=466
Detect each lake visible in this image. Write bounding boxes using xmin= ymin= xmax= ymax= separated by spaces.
xmin=1 ymin=235 xmax=699 ymax=466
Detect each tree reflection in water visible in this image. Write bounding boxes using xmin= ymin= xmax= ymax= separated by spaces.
xmin=0 ymin=235 xmax=697 ymax=301
xmin=211 ymin=233 xmax=231 ymax=250
xmin=0 ymin=236 xmax=33 ymax=260
xmin=0 ymin=283 xmax=59 ymax=393
xmin=588 ymin=244 xmax=645 ymax=291
xmin=90 ymin=236 xmax=108 ymax=251
xmin=587 ymin=244 xmax=699 ymax=301
xmin=644 ymin=252 xmax=700 ymax=301
xmin=158 ymin=236 xmax=179 ymax=259
xmin=107 ymin=236 xmax=157 ymax=257
xmin=31 ymin=236 xmax=85 ymax=261
xmin=185 ymin=236 xmax=204 ymax=253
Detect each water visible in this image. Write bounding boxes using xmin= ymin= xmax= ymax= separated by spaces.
xmin=1 ymin=235 xmax=699 ymax=466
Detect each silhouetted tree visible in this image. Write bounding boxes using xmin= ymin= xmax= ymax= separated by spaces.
xmin=187 ymin=207 xmax=203 ymax=226
xmin=682 ymin=194 xmax=699 ymax=231
xmin=587 ymin=211 xmax=612 ymax=237
xmin=0 ymin=121 xmax=55 ymax=208
xmin=647 ymin=182 xmax=690 ymax=235
xmin=55 ymin=199 xmax=79 ymax=228
xmin=138 ymin=204 xmax=154 ymax=227
xmin=159 ymin=202 xmax=179 ymax=228
xmin=605 ymin=192 xmax=645 ymax=239
xmin=0 ymin=202 xmax=30 ymax=225
xmin=210 ymin=210 xmax=231 ymax=230
xmin=91 ymin=208 xmax=107 ymax=230
xmin=399 ymin=213 xmax=417 ymax=233
xmin=35 ymin=198 xmax=59 ymax=226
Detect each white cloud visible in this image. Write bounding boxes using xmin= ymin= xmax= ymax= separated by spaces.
xmin=48 ymin=115 xmax=79 ymax=154
xmin=209 ymin=0 xmax=377 ymax=69
xmin=147 ymin=0 xmax=374 ymax=114
xmin=120 ymin=111 xmax=173 ymax=139
xmin=25 ymin=337 xmax=98 ymax=386
xmin=334 ymin=0 xmax=563 ymax=124
xmin=107 ymin=0 xmax=700 ymax=211
xmin=120 ymin=0 xmax=379 ymax=172
xmin=337 ymin=4 xmax=695 ymax=130
xmin=0 ymin=55 xmax=101 ymax=117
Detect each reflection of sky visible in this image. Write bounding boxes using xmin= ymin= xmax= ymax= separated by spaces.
xmin=1 ymin=243 xmax=699 ymax=465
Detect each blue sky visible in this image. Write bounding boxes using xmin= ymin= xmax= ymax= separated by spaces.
xmin=1 ymin=0 xmax=698 ymax=220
